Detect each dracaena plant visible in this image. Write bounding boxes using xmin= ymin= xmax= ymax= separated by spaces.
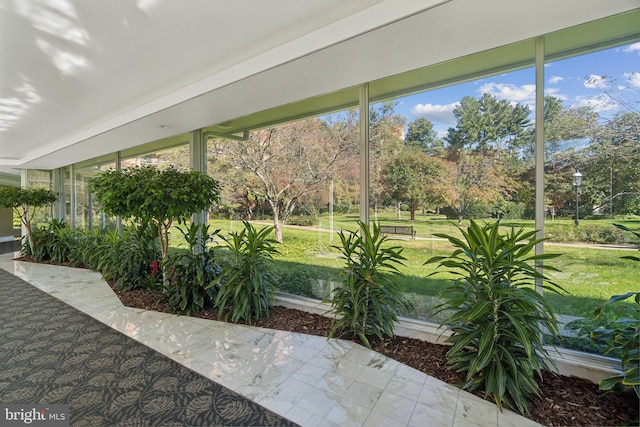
xmin=214 ymin=221 xmax=279 ymax=324
xmin=425 ymin=220 xmax=565 ymax=415
xmin=163 ymin=223 xmax=222 ymax=315
xmin=325 ymin=221 xmax=412 ymax=349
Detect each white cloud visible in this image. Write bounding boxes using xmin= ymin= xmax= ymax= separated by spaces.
xmin=624 ymin=72 xmax=640 ymax=89
xmin=436 ymin=129 xmax=448 ymax=139
xmin=583 ymin=74 xmax=607 ymax=90
xmin=544 ymin=87 xmax=567 ymax=101
xmin=548 ymin=76 xmax=564 ymax=84
xmin=478 ymin=82 xmax=536 ymax=106
xmin=622 ymin=42 xmax=640 ymax=55
xmin=572 ymin=95 xmax=617 ymax=113
xmin=410 ymin=102 xmax=459 ymax=125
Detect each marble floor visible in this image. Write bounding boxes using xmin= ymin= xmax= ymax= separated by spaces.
xmin=0 ymin=253 xmax=542 ymax=427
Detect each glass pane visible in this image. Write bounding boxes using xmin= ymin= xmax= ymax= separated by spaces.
xmin=373 ymin=65 xmax=536 ymax=323
xmin=24 ymin=170 xmax=54 ymax=226
xmin=120 ymin=144 xmax=189 ymax=170
xmin=543 ymin=43 xmax=639 ymax=355
xmin=75 ymin=159 xmax=117 ymax=230
xmin=25 ymin=169 xmax=52 ymax=189
xmin=207 ymin=110 xmax=360 ymax=299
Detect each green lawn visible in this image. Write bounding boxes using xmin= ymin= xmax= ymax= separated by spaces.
xmin=326 ymin=212 xmax=639 ymax=244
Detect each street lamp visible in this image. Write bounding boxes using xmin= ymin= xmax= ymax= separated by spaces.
xmin=573 ymin=169 xmax=582 ymax=226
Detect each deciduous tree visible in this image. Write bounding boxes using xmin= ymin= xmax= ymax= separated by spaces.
xmin=382 ymin=151 xmax=444 ymax=220
xmin=588 ymin=111 xmax=640 ymax=215
xmin=0 ymin=186 xmax=57 ymax=254
xmin=232 ymin=118 xmax=356 ymax=242
xmin=439 ymin=153 xmax=507 ymax=224
xmin=369 ymin=102 xmax=406 ymax=215
xmin=89 ymin=165 xmax=221 ymax=262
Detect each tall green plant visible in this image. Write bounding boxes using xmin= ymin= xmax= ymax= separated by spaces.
xmin=214 ymin=221 xmax=279 ymax=324
xmin=21 ymin=219 xmax=74 ymax=263
xmin=68 ymin=228 xmax=109 ymax=269
xmin=0 ymin=186 xmax=57 ymax=254
xmin=425 ymin=220 xmax=565 ymax=415
xmin=40 ymin=219 xmax=74 ymax=263
xmin=89 ymin=166 xmax=220 ymax=263
xmin=97 ymin=225 xmax=160 ymax=290
xmin=163 ymin=223 xmax=222 ymax=315
xmin=325 ymin=221 xmax=412 ymax=348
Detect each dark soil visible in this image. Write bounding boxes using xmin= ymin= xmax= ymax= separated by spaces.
xmin=113 ymin=286 xmax=639 ymax=427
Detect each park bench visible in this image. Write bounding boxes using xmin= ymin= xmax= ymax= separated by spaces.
xmin=379 ymin=225 xmax=416 ymax=239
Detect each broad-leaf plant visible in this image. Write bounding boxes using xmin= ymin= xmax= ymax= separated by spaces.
xmin=425 ymin=220 xmax=566 ymax=415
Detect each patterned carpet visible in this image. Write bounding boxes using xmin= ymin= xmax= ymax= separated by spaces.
xmin=0 ymin=269 xmax=298 ymax=427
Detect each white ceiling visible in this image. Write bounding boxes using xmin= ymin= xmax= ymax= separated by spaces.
xmin=1 ymin=0 xmax=638 ymax=177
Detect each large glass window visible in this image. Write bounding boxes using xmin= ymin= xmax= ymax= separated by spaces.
xmin=120 ymin=142 xmax=189 ymax=170
xmin=207 ymin=110 xmax=360 ymax=298
xmin=369 ymin=65 xmax=536 ymax=322
xmin=24 ymin=169 xmax=54 ymax=226
xmin=74 ymin=156 xmax=117 ymax=230
xmin=543 ymin=43 xmax=639 ymax=355
xmin=24 ymin=169 xmax=52 ymax=189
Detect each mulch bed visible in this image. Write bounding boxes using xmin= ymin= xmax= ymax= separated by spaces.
xmin=113 ymin=286 xmax=639 ymax=427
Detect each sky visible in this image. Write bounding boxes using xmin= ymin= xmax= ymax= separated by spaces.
xmin=388 ymin=41 xmax=640 ymax=138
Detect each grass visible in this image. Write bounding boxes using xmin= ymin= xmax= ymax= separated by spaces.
xmin=332 ymin=213 xmax=640 ymax=244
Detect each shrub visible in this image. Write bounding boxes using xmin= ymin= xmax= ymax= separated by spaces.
xmin=98 ymin=225 xmax=161 ymax=291
xmin=163 ymin=224 xmax=222 ymax=315
xmin=425 ymin=220 xmax=565 ymax=415
xmin=24 ymin=219 xmax=74 ymax=263
xmin=286 ymin=215 xmax=317 ymax=227
xmin=545 ymin=223 xmax=629 ymax=244
xmin=89 ymin=165 xmax=221 ymax=265
xmin=42 ymin=219 xmax=74 ymax=264
xmin=214 ymin=221 xmax=279 ymax=324
xmin=493 ymin=200 xmax=525 ymax=220
xmin=0 ymin=186 xmax=57 ymax=254
xmin=325 ymin=221 xmax=412 ymax=348
xmin=273 ymin=264 xmax=315 ymax=298
xmin=68 ymin=228 xmax=109 ymax=269
xmin=547 ymin=313 xmax=622 ymax=357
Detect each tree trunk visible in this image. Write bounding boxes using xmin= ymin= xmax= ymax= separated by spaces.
xmin=24 ymin=219 xmax=34 ymax=254
xmin=156 ymin=221 xmax=170 ymax=287
xmin=396 ymin=201 xmax=402 ymax=219
xmin=272 ymin=204 xmax=283 ymax=243
xmin=274 ymin=221 xmax=283 ymax=243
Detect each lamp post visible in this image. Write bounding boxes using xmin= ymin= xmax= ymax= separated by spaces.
xmin=573 ymin=169 xmax=582 ymax=226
